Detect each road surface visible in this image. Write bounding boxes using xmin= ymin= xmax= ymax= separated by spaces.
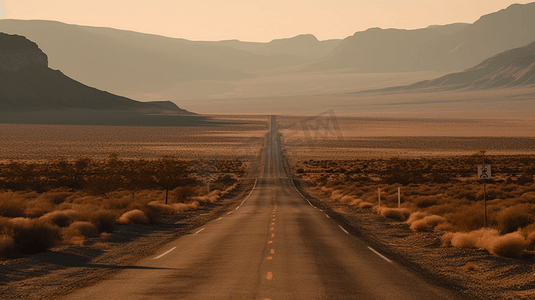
xmin=66 ymin=116 xmax=457 ymax=300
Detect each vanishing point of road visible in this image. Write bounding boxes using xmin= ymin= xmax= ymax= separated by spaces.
xmin=66 ymin=116 xmax=457 ymax=300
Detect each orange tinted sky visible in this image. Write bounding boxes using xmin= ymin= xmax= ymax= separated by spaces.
xmin=3 ymin=0 xmax=534 ymax=41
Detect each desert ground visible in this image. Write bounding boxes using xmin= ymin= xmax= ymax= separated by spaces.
xmin=1 ymin=113 xmax=535 ymax=299
xmin=279 ymin=114 xmax=535 ymax=299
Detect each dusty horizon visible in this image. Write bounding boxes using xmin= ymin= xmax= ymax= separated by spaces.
xmin=2 ymin=0 xmax=534 ymax=42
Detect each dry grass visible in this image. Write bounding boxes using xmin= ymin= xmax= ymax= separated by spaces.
xmin=0 ymin=156 xmax=249 ymax=258
xmin=116 ymin=210 xmax=149 ymax=225
xmin=293 ymin=155 xmax=535 ymax=258
xmin=408 ymin=215 xmax=448 ymax=232
xmin=375 ymin=207 xmax=410 ymax=221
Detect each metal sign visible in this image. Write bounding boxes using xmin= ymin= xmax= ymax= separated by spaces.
xmin=478 ymin=164 xmax=491 ymax=180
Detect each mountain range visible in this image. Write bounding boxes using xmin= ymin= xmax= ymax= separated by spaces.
xmin=0 ymin=33 xmax=200 ymax=125
xmin=0 ymin=20 xmax=341 ymax=97
xmin=1 ymin=2 xmax=535 ymax=99
xmin=307 ymin=2 xmax=535 ymax=73
xmin=387 ymin=40 xmax=535 ymax=91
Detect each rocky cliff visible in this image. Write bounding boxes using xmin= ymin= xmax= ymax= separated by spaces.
xmin=0 ymin=33 xmax=48 ymax=71
xmin=0 ymin=32 xmax=193 ymax=121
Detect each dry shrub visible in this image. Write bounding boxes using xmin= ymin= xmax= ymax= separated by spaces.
xmin=442 ymin=228 xmax=528 ymax=258
xmin=24 ymin=198 xmax=54 ymax=218
xmin=463 ymin=262 xmax=479 ymax=272
xmin=116 ymin=209 xmax=148 ymax=225
xmin=320 ymin=186 xmax=333 ymax=194
xmin=147 ymin=201 xmax=201 ymax=216
xmin=375 ymin=207 xmax=410 ymax=221
xmin=447 ymin=228 xmax=499 ymax=249
xmin=406 ymin=212 xmax=427 ymax=225
xmin=359 ymin=202 xmax=374 ymax=209
xmin=527 ymin=231 xmax=535 ymax=251
xmin=412 ymin=195 xmax=440 ymax=209
xmin=410 ymin=215 xmax=447 ymax=232
xmin=346 ymin=198 xmax=363 ymax=207
xmin=148 ymin=201 xmax=176 ymax=215
xmin=65 ymin=221 xmax=98 ymax=237
xmin=172 ymin=186 xmax=198 ymax=203
xmin=496 ymin=204 xmax=535 ymax=234
xmin=39 ymin=210 xmax=79 ymax=228
xmin=40 ymin=191 xmax=71 ymax=205
xmin=330 ymin=190 xmax=344 ymax=202
xmin=89 ymin=210 xmax=116 ymax=233
xmin=63 ymin=221 xmax=98 ymax=245
xmin=192 ymin=189 xmax=226 ymax=204
xmin=0 ymin=235 xmax=15 ymax=258
xmin=444 ymin=204 xmax=485 ymax=232
xmin=489 ymin=232 xmax=527 ymax=258
xmin=0 ymin=193 xmax=26 ymax=218
xmin=8 ymin=217 xmax=61 ymax=254
xmin=172 ymin=201 xmax=200 ymax=214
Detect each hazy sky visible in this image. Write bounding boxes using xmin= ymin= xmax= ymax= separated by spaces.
xmin=3 ymin=0 xmax=533 ymax=42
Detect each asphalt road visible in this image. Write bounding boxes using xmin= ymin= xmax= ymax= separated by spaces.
xmin=66 ymin=116 xmax=457 ymax=300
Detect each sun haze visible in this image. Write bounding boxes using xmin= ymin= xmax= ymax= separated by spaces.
xmin=4 ymin=0 xmax=534 ymax=41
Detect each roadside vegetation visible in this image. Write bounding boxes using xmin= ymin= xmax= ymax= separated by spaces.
xmin=294 ymin=154 xmax=535 ymax=258
xmin=0 ymin=155 xmax=247 ymax=258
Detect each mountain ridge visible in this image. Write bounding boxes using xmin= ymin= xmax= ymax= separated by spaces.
xmin=0 ymin=32 xmax=191 ymax=117
xmin=396 ymin=40 xmax=535 ymax=91
xmin=306 ymin=2 xmax=535 ymax=73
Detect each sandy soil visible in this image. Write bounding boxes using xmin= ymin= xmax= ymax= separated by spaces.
xmin=0 ymin=115 xmax=268 ymax=162
xmin=278 ymin=115 xmax=535 ymax=160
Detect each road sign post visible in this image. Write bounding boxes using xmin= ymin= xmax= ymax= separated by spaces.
xmin=478 ymin=151 xmax=491 ymax=227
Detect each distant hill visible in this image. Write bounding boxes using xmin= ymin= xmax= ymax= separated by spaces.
xmin=216 ymin=34 xmax=342 ymax=61
xmin=396 ymin=40 xmax=535 ymax=91
xmin=306 ymin=2 xmax=535 ymax=73
xmin=0 ymin=20 xmax=341 ymax=97
xmin=0 ymin=33 xmax=198 ymax=124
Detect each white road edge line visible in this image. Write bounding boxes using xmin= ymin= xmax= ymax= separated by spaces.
xmin=291 ymin=179 xmax=316 ymax=208
xmin=154 ymin=247 xmax=176 ymax=259
xmin=194 ymin=228 xmax=205 ymax=235
xmin=216 ymin=217 xmax=223 ymax=221
xmin=339 ymin=225 xmax=349 ymax=234
xmin=367 ymin=247 xmax=393 ymax=263
xmin=236 ymin=179 xmax=258 ymax=210
xmin=325 ymin=214 xmax=331 ymax=219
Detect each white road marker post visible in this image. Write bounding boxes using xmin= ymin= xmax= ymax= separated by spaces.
xmin=378 ymin=188 xmax=381 ymax=207
xmin=398 ymin=187 xmax=401 ymax=208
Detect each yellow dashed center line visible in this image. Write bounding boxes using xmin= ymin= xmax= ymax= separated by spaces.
xmin=270 ymin=249 xmax=275 ymax=254
xmin=267 ymin=256 xmax=273 ymax=260
xmin=267 ymin=272 xmax=273 ymax=280
xmin=271 ymin=233 xmax=275 ymax=238
xmin=268 ymin=240 xmax=273 ymax=244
